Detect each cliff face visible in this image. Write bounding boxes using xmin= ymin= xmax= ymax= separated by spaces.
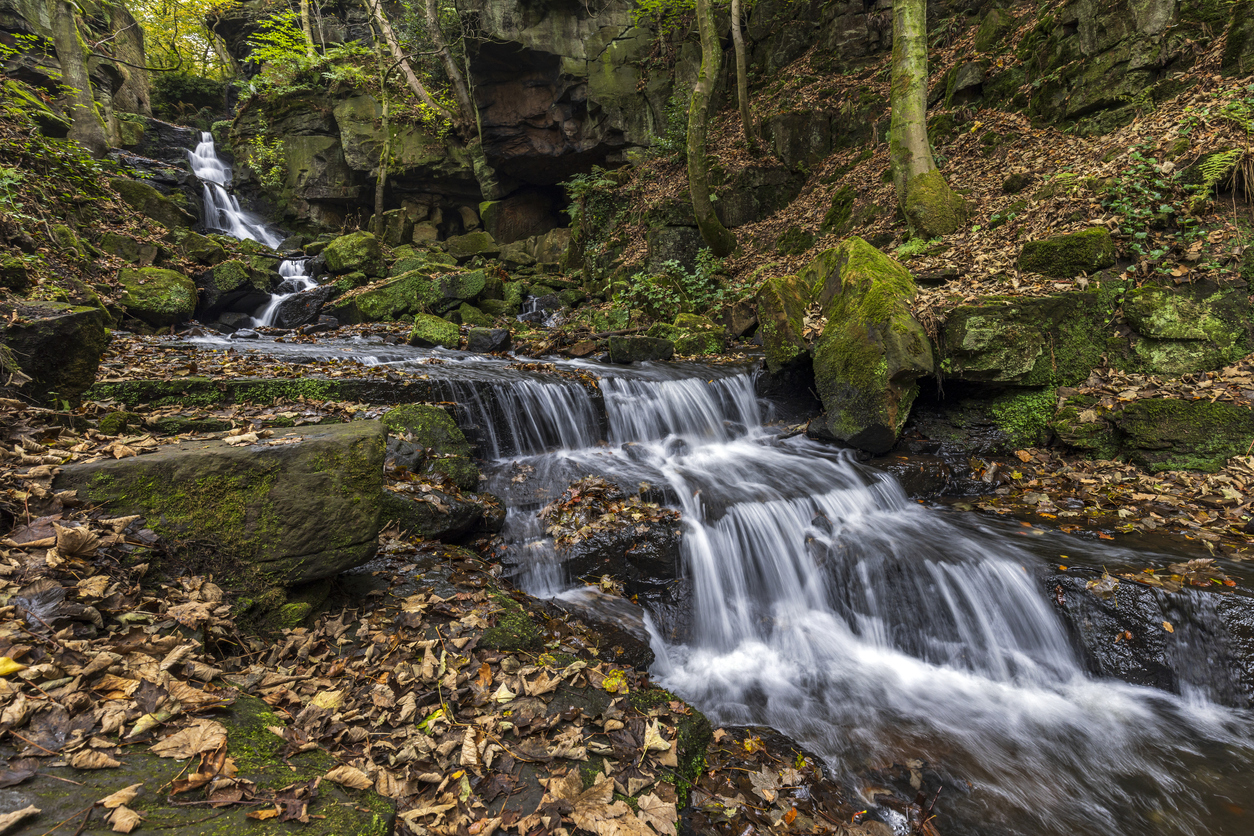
xmin=0 ymin=0 xmax=150 ymax=147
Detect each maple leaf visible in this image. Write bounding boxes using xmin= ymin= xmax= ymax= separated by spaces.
xmin=149 ymin=720 xmax=227 ymax=759
xmin=636 ymin=792 xmax=678 ymax=836
xmin=748 ymin=767 xmax=780 ymax=802
xmin=69 ymin=750 xmax=121 ymax=769
xmin=106 ymin=805 xmax=142 ymax=833
xmin=323 ymin=765 xmax=373 ymax=790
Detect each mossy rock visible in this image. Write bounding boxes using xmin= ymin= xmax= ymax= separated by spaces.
xmin=424 ymin=456 xmax=480 ymax=491
xmin=381 ymin=404 xmax=472 ymax=458
xmin=1120 ymin=284 xmax=1251 ymax=374
xmin=776 ymin=225 xmax=816 ymax=255
xmin=1018 ymin=227 xmax=1116 ymax=278
xmin=0 ymin=301 xmax=107 ymax=405
xmin=50 ymin=223 xmax=84 ymax=257
xmin=754 ymin=273 xmax=810 ymax=373
xmin=446 ymin=231 xmax=501 ymax=261
xmin=380 ymin=489 xmax=484 ymax=541
xmin=0 ymin=253 xmax=28 ymax=290
xmin=118 ymin=267 xmax=197 ymax=327
xmin=940 ymin=289 xmax=1115 ymax=386
xmin=903 ymin=169 xmax=968 ymax=238
xmin=820 ymin=185 xmax=856 ymax=236
xmin=807 ymin=237 xmax=933 ymax=453
xmin=408 ymin=313 xmax=460 ymax=349
xmin=974 ymin=7 xmax=1016 ymax=52
xmin=324 ymin=231 xmax=385 ymax=276
xmin=449 ymin=303 xmax=493 ymax=327
xmin=18 ymin=694 xmax=394 ymax=836
xmin=674 ymin=331 xmax=726 ymax=355
xmin=609 ymin=336 xmax=675 ymax=363
xmin=348 ymin=270 xmax=441 ymax=321
xmin=333 ymin=272 xmax=370 ymax=294
xmin=52 ymin=422 xmax=386 ymax=586
xmin=480 ymin=592 xmax=544 ymax=651
xmin=480 ymin=297 xmax=521 ymax=317
xmin=431 ymin=270 xmax=489 ymax=314
xmin=109 ymin=177 xmax=196 ymax=229
xmin=169 ymin=228 xmax=228 ymax=265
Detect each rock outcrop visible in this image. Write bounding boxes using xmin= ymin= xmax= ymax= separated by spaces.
xmin=1 ymin=301 xmax=108 ymax=404
xmin=53 ymin=421 xmax=386 ymax=586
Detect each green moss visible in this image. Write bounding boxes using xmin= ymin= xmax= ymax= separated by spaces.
xmin=626 ymin=687 xmax=712 ymax=807
xmin=97 ymin=411 xmax=137 ymax=435
xmin=903 ymin=169 xmax=968 ymax=238
xmin=408 ymin=313 xmax=460 ymax=349
xmin=1018 ymin=227 xmax=1116 ymax=278
xmin=480 ymin=593 xmax=543 ymax=652
xmin=776 ymin=225 xmax=816 ymax=255
xmin=324 ymin=231 xmax=384 ymax=276
xmin=755 ymin=273 xmax=810 ymax=373
xmin=987 ymin=388 xmax=1057 ymax=447
xmin=1118 ymin=398 xmax=1254 ymax=472
xmin=820 ymin=185 xmax=856 ymax=236
xmin=117 ymin=267 xmax=197 ymax=327
xmin=276 ymin=601 xmax=312 ymax=628
xmin=380 ymin=404 xmax=471 ymax=456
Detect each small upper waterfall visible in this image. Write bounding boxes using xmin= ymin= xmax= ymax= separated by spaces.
xmin=187 ymin=132 xmax=317 ymax=327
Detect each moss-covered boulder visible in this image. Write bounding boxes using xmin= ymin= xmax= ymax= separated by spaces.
xmin=445 ymin=230 xmax=501 ymax=261
xmin=807 ymin=238 xmax=934 ymax=454
xmin=450 ymin=302 xmax=492 ymax=327
xmin=940 ymin=289 xmax=1115 ymax=386
xmin=324 ymin=231 xmax=385 ymax=276
xmin=755 ymin=273 xmax=810 ymax=373
xmin=198 ymin=258 xmax=273 ymax=316
xmin=99 ymin=232 xmax=160 ymax=265
xmin=432 ymin=270 xmax=488 ymax=314
xmin=118 ymin=267 xmax=198 ymax=328
xmin=18 ymin=694 xmax=395 ymax=836
xmin=1 ymin=301 xmax=107 ymax=404
xmin=169 ymin=228 xmax=228 ymax=265
xmin=0 ymin=253 xmax=28 ymax=290
xmin=408 ymin=313 xmax=460 ymax=349
xmin=1119 ymin=283 xmax=1251 ymax=374
xmin=381 ymin=404 xmax=473 ymax=458
xmin=53 ymin=421 xmax=385 ymax=586
xmin=109 ymin=177 xmax=195 ymax=229
xmin=1051 ymin=394 xmax=1254 ymax=472
xmin=974 ymin=6 xmax=1016 ymax=52
xmin=609 ymin=336 xmax=674 ymax=363
xmin=1018 ymin=227 xmax=1116 ymax=277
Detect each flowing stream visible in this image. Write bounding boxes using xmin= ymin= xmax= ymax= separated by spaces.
xmin=187 ymin=133 xmax=317 ymax=326
xmin=184 ymin=324 xmax=1254 ymax=835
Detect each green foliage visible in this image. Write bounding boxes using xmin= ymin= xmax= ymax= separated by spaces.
xmin=562 ymin=168 xmax=619 ymax=223
xmin=152 ymin=71 xmax=225 ymax=120
xmin=1194 ymin=149 xmax=1243 ymax=209
xmin=894 ymin=237 xmax=940 ymax=260
xmin=0 ymin=32 xmax=43 ymax=63
xmin=0 ymin=166 xmax=25 ymax=215
xmin=1101 ymin=143 xmax=1203 ymax=267
xmin=131 ymin=0 xmax=234 ymax=78
xmin=247 ymin=10 xmax=308 ymax=70
xmin=0 ymin=85 xmax=105 ymax=213
xmin=246 ymin=136 xmax=287 ymax=191
xmin=651 ymin=94 xmax=690 ymax=157
xmin=618 ymin=250 xmax=729 ymax=319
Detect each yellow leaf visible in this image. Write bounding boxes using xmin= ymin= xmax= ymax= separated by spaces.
xmin=323 ymin=765 xmax=373 ymax=790
xmin=311 ymin=689 xmax=345 ymax=710
xmin=1163 ymin=621 xmax=1175 ymax=633
xmin=107 ymin=805 xmax=142 ymax=833
xmin=69 ymin=750 xmax=122 ymax=769
xmin=98 ymin=783 xmax=142 ymax=809
xmin=642 ymin=719 xmax=670 ymax=753
xmin=0 ymin=657 xmax=27 ymax=677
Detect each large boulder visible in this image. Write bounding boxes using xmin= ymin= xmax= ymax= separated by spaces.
xmin=196 ymin=258 xmax=273 ymax=316
xmin=272 ymin=285 xmax=334 ymax=329
xmin=754 ymin=274 xmax=810 ymax=373
xmin=1 ymin=301 xmax=107 ymax=404
xmin=1120 ymin=283 xmax=1251 ymax=375
xmin=1018 ymin=227 xmax=1116 ymax=278
xmin=445 ymin=231 xmax=500 ymax=261
xmin=940 ymin=289 xmax=1113 ymax=386
xmin=334 ymin=270 xmax=436 ymax=323
xmin=408 ymin=313 xmax=460 ymax=349
xmin=52 ymin=421 xmax=385 ymax=586
xmin=609 ymin=336 xmax=674 ymax=363
xmin=109 ymin=177 xmax=195 ymax=229
xmin=807 ymin=238 xmax=934 ymax=454
xmin=382 ymin=404 xmax=479 ymax=489
xmin=1051 ymin=394 xmax=1254 ymax=473
xmin=380 ymin=490 xmax=485 ymax=541
xmin=118 ymin=267 xmax=198 ymax=328
xmin=323 ymin=231 xmax=385 ymax=276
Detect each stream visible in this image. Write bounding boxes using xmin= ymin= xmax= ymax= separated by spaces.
xmin=178 ymin=335 xmax=1254 ymax=836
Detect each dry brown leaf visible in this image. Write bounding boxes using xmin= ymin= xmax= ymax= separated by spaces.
xmin=69 ymin=750 xmax=121 ymax=769
xmin=53 ymin=523 xmax=99 ymax=558
xmin=149 ymin=719 xmax=227 ymax=759
xmin=107 ymin=806 xmax=142 ymax=833
xmin=0 ymin=804 xmax=39 ymax=834
xmin=247 ymin=808 xmax=280 ymax=821
xmin=636 ymin=793 xmax=678 ymax=836
xmin=323 ymin=764 xmax=373 ymax=790
xmin=98 ymin=783 xmax=143 ymax=809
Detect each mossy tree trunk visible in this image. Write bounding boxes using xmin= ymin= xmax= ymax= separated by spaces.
xmin=688 ymin=0 xmax=737 ymax=258
xmin=52 ymin=0 xmax=108 ymax=158
xmin=300 ymin=0 xmax=317 ymax=57
xmin=730 ymin=0 xmax=755 ymax=151
xmin=371 ymin=32 xmax=393 ymax=236
xmin=889 ymin=0 xmax=967 ymax=238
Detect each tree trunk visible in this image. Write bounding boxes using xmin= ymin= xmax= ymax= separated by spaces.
xmin=365 ymin=0 xmax=454 ymax=123
xmin=730 ymin=0 xmax=755 ymax=150
xmin=300 ymin=0 xmax=317 ymax=58
xmin=373 ymin=37 xmax=392 ymax=237
xmin=889 ymin=0 xmax=966 ymax=238
xmin=52 ymin=0 xmax=108 ymax=158
xmin=424 ymin=0 xmax=475 ymax=130
xmin=688 ymin=0 xmax=737 ymax=257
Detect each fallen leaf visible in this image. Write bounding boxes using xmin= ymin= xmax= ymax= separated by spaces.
xmin=642 ymin=720 xmax=670 ymax=753
xmin=1164 ymin=621 xmax=1175 ymax=633
xmin=99 ymin=783 xmax=142 ymax=809
xmin=107 ymin=805 xmax=142 ymax=833
xmin=323 ymin=765 xmax=373 ymax=790
xmin=69 ymin=750 xmax=121 ymax=769
xmin=247 ymin=808 xmax=280 ymax=821
xmin=0 ymin=805 xmax=39 ymax=833
xmin=636 ymin=792 xmax=678 ymax=835
xmin=149 ymin=720 xmax=227 ymax=759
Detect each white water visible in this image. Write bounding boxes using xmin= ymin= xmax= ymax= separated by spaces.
xmin=187 ymin=133 xmax=316 ymax=326
xmin=477 ymin=365 xmax=1254 ymax=836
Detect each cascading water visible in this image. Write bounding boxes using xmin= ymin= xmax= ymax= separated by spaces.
xmin=187 ymin=133 xmax=316 ymax=326
xmin=171 ymin=333 xmax=1254 ymax=835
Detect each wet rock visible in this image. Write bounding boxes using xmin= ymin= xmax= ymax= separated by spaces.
xmin=720 ymin=296 xmax=758 ymax=338
xmin=118 ymin=266 xmax=197 ymax=328
xmin=53 ymin=421 xmax=385 ymax=586
xmin=467 ymin=327 xmax=511 ymax=354
xmin=383 ymin=403 xmax=479 ymax=489
xmin=445 ymin=230 xmax=500 ymax=261
xmin=381 ymin=489 xmax=483 ymax=541
xmin=1018 ymin=227 xmax=1116 ymax=278
xmin=196 ymin=258 xmax=273 ymax=317
xmin=231 ymin=328 xmax=260 ymax=339
xmin=546 ymin=588 xmax=656 ymax=669
xmin=609 ymin=336 xmax=674 ymax=363
xmin=216 ymin=311 xmax=253 ymax=331
xmin=300 ymin=315 xmax=340 ymax=334
xmin=806 ymin=237 xmax=934 ymax=454
xmin=1050 ymin=569 xmax=1254 ymax=707
xmin=1 ymin=301 xmax=107 ymax=405
xmin=557 ymin=520 xmax=682 ymax=593
xmin=408 ymin=314 xmax=460 ymax=349
xmin=272 ymin=285 xmax=333 ymax=329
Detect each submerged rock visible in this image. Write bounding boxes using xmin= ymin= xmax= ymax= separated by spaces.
xmin=53 ymin=421 xmax=385 ymax=586
xmin=806 ymin=237 xmax=934 ymax=454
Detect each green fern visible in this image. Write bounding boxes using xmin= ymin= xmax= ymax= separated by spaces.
xmin=1190 ymin=149 xmax=1242 ymax=209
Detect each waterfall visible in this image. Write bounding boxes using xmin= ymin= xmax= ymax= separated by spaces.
xmin=187 ymin=132 xmax=316 ymax=327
